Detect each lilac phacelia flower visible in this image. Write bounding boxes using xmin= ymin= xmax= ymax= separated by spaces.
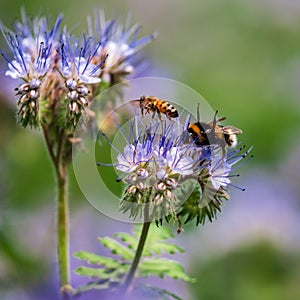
xmin=87 ymin=11 xmax=156 ymax=84
xmin=57 ymin=34 xmax=104 ymax=84
xmin=116 ymin=142 xmax=154 ymax=174
xmin=0 ymin=10 xmax=154 ymax=128
xmin=99 ymin=113 xmax=251 ymax=228
xmin=1 ymin=11 xmax=62 ymax=81
xmin=0 ymin=11 xmax=63 ymax=127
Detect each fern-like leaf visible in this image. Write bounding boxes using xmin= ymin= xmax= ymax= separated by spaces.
xmin=98 ymin=237 xmax=134 ymax=260
xmin=74 ymin=250 xmax=121 ymax=268
xmin=139 ymin=257 xmax=195 ymax=282
xmin=73 ymin=224 xmax=194 ymax=299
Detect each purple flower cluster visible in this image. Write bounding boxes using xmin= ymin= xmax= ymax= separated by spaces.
xmin=0 ymin=9 xmax=155 ymax=128
xmin=100 ymin=114 xmax=251 ymax=227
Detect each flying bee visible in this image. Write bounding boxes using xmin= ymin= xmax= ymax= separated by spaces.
xmin=188 ymin=104 xmax=243 ymax=159
xmin=130 ymin=96 xmax=179 ymax=120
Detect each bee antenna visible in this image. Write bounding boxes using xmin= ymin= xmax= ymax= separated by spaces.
xmin=197 ymin=103 xmax=200 ymax=122
xmin=212 ymin=110 xmax=218 ymax=132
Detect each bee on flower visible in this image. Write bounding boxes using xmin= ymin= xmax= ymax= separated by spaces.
xmin=98 ymin=108 xmax=252 ymax=229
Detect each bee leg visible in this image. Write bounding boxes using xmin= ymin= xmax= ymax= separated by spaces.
xmin=157 ymin=111 xmax=162 ymax=121
xmin=154 ymin=107 xmax=162 ymax=121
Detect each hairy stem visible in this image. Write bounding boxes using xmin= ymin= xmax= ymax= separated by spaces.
xmin=42 ymin=125 xmax=57 ymax=165
xmin=56 ymin=165 xmax=71 ymax=294
xmin=123 ymin=206 xmax=151 ymax=293
xmin=42 ymin=126 xmax=71 ymax=296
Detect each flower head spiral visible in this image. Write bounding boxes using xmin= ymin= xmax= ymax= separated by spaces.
xmin=0 ymin=9 xmax=154 ymax=129
xmin=1 ymin=10 xmax=62 ymax=127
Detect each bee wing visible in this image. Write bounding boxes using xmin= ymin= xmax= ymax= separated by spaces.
xmin=221 ymin=126 xmax=243 ymax=135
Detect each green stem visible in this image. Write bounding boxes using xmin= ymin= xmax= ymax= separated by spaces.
xmin=123 ymin=206 xmax=151 ymax=293
xmin=56 ymin=166 xmax=71 ymax=296
xmin=43 ymin=125 xmax=72 ymax=297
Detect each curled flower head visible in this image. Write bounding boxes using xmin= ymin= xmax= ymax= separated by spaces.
xmin=57 ymin=34 xmax=105 ymax=84
xmin=1 ymin=10 xmax=63 ymax=127
xmin=1 ymin=10 xmax=62 ymax=80
xmin=98 ymin=105 xmax=252 ymax=229
xmin=87 ymin=11 xmax=156 ymax=84
xmin=1 ymin=10 xmax=154 ymax=129
xmin=56 ymin=34 xmax=109 ymax=127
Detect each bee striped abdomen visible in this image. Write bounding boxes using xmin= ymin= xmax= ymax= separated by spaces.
xmin=158 ymin=100 xmax=179 ymax=118
xmin=130 ymin=96 xmax=179 ymax=120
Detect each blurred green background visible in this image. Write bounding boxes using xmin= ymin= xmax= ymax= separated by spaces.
xmin=1 ymin=0 xmax=300 ymax=299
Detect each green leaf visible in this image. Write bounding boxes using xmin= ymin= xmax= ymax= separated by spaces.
xmin=73 ymin=251 xmax=120 ymax=268
xmin=132 ymin=225 xmax=184 ymax=256
xmin=75 ymin=266 xmax=111 ymax=279
xmin=114 ymin=232 xmax=139 ymax=250
xmin=74 ymin=224 xmax=194 ymax=297
xmin=98 ymin=237 xmax=134 ymax=260
xmin=75 ymin=265 xmax=127 ymax=280
xmin=139 ymin=257 xmax=196 ymax=283
xmin=146 ymin=230 xmax=184 ymax=255
xmin=147 ymin=240 xmax=184 ymax=255
xmin=74 ymin=280 xmax=111 ymax=295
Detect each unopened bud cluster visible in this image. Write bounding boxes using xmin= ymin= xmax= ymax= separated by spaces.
xmin=15 ymin=78 xmax=41 ymax=127
xmin=65 ymin=79 xmax=89 ymax=127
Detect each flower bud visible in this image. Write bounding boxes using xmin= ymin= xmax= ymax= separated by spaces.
xmin=127 ymin=185 xmax=137 ymax=194
xmin=156 ymin=182 xmax=166 ymax=191
xmin=136 ymin=182 xmax=145 ymax=191
xmin=154 ymin=194 xmax=164 ymax=205
xmin=166 ymin=178 xmax=178 ymax=189
xmin=66 ymin=78 xmax=77 ymax=90
xmin=136 ymin=168 xmax=149 ymax=179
